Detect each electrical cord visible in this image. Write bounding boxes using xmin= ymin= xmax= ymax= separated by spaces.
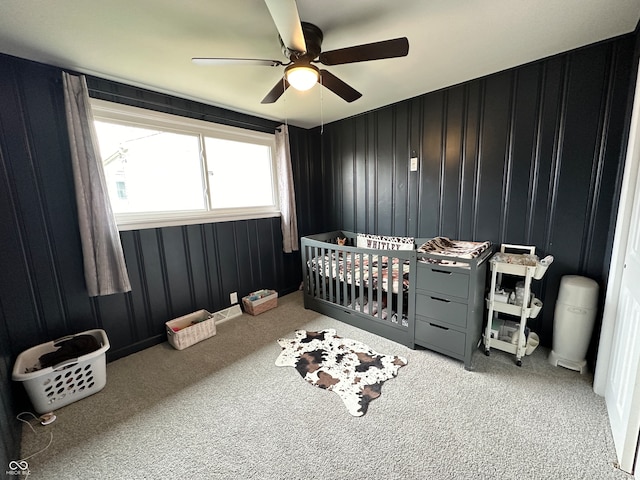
xmin=14 ymin=411 xmax=55 ymax=478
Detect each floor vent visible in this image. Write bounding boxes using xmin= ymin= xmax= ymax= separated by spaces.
xmin=211 ymin=305 xmax=242 ymax=325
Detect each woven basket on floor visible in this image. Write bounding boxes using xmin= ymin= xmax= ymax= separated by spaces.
xmin=166 ymin=310 xmax=216 ymax=350
xmin=242 ymin=290 xmax=278 ymax=316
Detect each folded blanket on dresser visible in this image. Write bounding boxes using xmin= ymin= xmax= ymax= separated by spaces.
xmin=417 ymin=237 xmax=491 ymax=267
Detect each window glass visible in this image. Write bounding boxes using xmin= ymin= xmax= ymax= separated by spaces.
xmin=205 ymin=137 xmax=274 ymax=209
xmin=95 ymin=121 xmax=205 ymax=213
xmin=90 ymin=100 xmax=278 ymax=230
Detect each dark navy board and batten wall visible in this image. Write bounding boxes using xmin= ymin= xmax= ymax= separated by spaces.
xmin=0 ymin=54 xmax=320 ymax=464
xmin=318 ymin=35 xmax=636 ymax=348
xmin=0 ymin=28 xmax=638 ymax=466
xmin=0 ymin=60 xmax=314 ymax=362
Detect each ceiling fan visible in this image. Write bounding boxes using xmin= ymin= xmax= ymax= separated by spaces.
xmin=192 ymin=0 xmax=409 ymax=104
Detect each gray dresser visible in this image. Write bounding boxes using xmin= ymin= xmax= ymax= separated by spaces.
xmin=414 ymin=248 xmax=492 ymax=369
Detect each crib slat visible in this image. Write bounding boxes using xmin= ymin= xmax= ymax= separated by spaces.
xmin=303 ymin=245 xmax=310 ymax=295
xmin=397 ymin=257 xmax=404 ymax=327
xmin=351 ymin=252 xmax=365 ymax=312
xmin=327 ymin=246 xmax=337 ymax=303
xmin=318 ymin=247 xmax=323 ymax=300
xmin=336 ymin=248 xmax=341 ymax=304
xmin=360 ymin=253 xmax=373 ymax=311
xmin=378 ymin=256 xmax=384 ymax=320
xmin=340 ymin=252 xmax=344 ymax=306
xmin=324 ymin=247 xmax=330 ymax=301
xmin=375 ymin=254 xmax=380 ymax=321
xmin=347 ymin=251 xmax=353 ymax=310
xmin=342 ymin=252 xmax=353 ymax=307
xmin=314 ymin=246 xmax=321 ymax=299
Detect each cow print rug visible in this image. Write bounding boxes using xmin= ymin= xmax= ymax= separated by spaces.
xmin=275 ymin=329 xmax=408 ymax=417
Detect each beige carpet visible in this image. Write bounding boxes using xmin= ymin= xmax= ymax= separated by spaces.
xmin=19 ymin=291 xmax=632 ymax=479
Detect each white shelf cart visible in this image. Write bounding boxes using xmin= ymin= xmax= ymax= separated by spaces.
xmin=482 ymin=244 xmax=550 ymax=366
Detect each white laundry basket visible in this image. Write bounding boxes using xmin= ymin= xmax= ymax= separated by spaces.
xmin=12 ymin=329 xmax=110 ymax=413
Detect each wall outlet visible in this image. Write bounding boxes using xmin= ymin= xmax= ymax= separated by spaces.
xmin=230 ymin=292 xmax=238 ymax=304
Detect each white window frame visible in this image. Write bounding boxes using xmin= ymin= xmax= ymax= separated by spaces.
xmin=90 ymin=99 xmax=280 ymax=231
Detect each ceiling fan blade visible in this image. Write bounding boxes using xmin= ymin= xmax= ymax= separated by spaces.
xmin=264 ymin=0 xmax=306 ymax=53
xmin=261 ymin=77 xmax=290 ymax=104
xmin=192 ymin=58 xmax=283 ymax=67
xmin=319 ymin=37 xmax=409 ymax=66
xmin=320 ymin=70 xmax=361 ymax=103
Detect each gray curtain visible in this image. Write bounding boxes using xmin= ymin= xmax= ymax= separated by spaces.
xmin=62 ymin=72 xmax=132 ymax=296
xmin=275 ymin=124 xmax=299 ymax=253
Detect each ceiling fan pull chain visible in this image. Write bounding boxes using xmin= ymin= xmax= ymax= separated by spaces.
xmin=320 ymin=74 xmax=324 ymax=135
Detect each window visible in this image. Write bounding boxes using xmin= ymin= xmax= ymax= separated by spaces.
xmin=91 ymin=99 xmax=278 ymax=230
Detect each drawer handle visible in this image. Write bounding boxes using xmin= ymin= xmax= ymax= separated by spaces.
xmin=430 ymin=296 xmax=450 ymax=303
xmin=430 ymin=323 xmax=449 ymax=331
xmin=432 ymin=269 xmax=452 ymax=275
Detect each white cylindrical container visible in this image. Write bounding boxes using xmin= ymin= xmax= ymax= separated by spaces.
xmin=530 ymin=298 xmax=543 ymax=318
xmin=548 ymin=275 xmax=599 ymax=373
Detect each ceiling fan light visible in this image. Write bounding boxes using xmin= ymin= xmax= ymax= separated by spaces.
xmin=285 ymin=65 xmax=319 ymax=91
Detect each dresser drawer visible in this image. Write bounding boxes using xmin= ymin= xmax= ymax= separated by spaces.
xmin=415 ymin=318 xmax=466 ymax=357
xmin=416 ymin=294 xmax=467 ymax=329
xmin=417 ymin=264 xmax=469 ymax=299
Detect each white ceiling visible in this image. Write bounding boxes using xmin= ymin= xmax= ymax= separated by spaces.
xmin=1 ymin=0 xmax=639 ymax=129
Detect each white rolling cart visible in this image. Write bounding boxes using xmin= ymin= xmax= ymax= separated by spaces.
xmin=482 ymin=244 xmax=552 ymax=366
